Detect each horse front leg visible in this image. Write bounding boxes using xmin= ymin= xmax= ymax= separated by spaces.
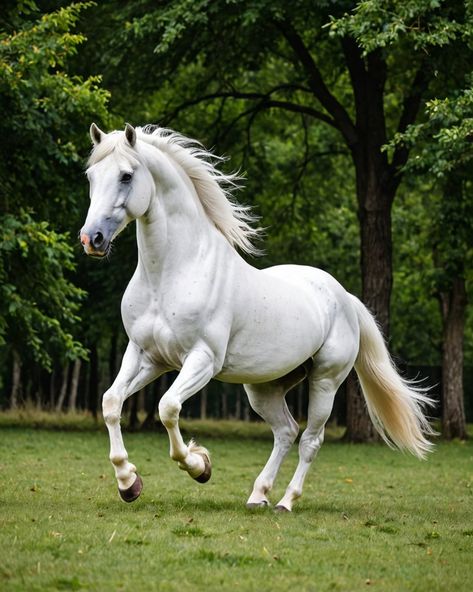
xmin=103 ymin=341 xmax=163 ymax=502
xmin=158 ymin=349 xmax=215 ymax=482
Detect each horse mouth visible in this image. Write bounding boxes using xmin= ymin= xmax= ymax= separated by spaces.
xmin=89 ymin=251 xmax=108 ymax=259
xmin=83 ymin=243 xmax=110 ymax=259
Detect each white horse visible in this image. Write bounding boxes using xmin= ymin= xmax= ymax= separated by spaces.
xmin=80 ymin=123 xmax=434 ymax=512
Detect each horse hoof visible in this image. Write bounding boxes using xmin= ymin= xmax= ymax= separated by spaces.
xmin=274 ymin=504 xmax=290 ymax=513
xmin=246 ymin=500 xmax=270 ymax=510
xmin=193 ymin=454 xmax=211 ymax=484
xmin=118 ymin=473 xmax=143 ymax=503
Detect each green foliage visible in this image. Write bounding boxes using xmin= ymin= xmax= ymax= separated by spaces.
xmin=74 ymin=0 xmax=472 ymax=371
xmin=0 ymin=211 xmax=87 ymax=369
xmin=1 ymin=0 xmax=471 ymax=401
xmin=391 ymin=189 xmax=443 ymax=364
xmin=0 ymin=2 xmax=109 ymax=370
xmin=393 ymin=85 xmax=473 ymax=177
xmin=0 ymin=1 xmax=109 ymax=217
xmin=389 ymin=63 xmax=473 ymax=314
xmin=328 ymin=0 xmax=467 ymax=53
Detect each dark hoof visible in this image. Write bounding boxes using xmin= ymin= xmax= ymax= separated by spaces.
xmin=118 ymin=473 xmax=143 ymax=503
xmin=274 ymin=504 xmax=290 ymax=513
xmin=193 ymin=454 xmax=211 ymax=484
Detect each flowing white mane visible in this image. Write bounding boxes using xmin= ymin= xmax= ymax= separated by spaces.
xmin=87 ymin=126 xmax=261 ymax=255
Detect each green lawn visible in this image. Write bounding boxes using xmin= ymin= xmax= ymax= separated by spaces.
xmin=0 ymin=422 xmax=472 ymax=591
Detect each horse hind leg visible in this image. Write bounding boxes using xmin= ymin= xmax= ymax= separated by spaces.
xmin=275 ymin=340 xmax=357 ymax=512
xmin=244 ymin=364 xmax=307 ymax=509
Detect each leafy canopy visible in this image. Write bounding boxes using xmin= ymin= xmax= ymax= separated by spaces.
xmin=0 ymin=1 xmax=109 ymax=369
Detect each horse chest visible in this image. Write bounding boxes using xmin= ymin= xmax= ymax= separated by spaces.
xmin=121 ymin=289 xmax=207 ymax=369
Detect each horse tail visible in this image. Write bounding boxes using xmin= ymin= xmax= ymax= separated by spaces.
xmin=351 ymin=296 xmax=435 ymax=459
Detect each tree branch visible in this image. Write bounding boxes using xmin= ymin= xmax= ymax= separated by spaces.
xmin=341 ymin=36 xmax=367 ymax=126
xmin=263 ymin=99 xmax=337 ymax=128
xmin=161 ymin=89 xmax=338 ymax=129
xmin=342 ymin=38 xmax=389 ymax=151
xmin=390 ymin=60 xmax=430 ymax=182
xmin=276 ymin=18 xmax=358 ymax=147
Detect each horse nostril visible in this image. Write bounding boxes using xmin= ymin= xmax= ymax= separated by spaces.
xmin=92 ymin=231 xmax=104 ymax=248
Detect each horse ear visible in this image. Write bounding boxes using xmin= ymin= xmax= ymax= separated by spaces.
xmin=125 ymin=123 xmax=136 ymax=147
xmin=90 ymin=123 xmax=103 ymax=145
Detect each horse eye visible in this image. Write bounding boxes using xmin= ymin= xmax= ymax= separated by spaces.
xmin=120 ymin=172 xmax=133 ymax=183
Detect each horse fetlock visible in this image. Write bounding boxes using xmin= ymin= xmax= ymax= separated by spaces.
xmin=116 ymin=463 xmax=136 ymax=479
xmin=254 ymin=478 xmax=272 ymax=496
xmin=109 ymin=452 xmax=129 ymax=466
xmin=117 ymin=471 xmax=138 ymax=492
xmin=174 ymin=451 xmax=203 ymax=475
xmin=171 ymin=448 xmax=187 ymax=463
xmin=287 ymin=486 xmax=302 ymax=501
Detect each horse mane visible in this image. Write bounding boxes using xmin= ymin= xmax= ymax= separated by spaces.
xmin=88 ymin=126 xmax=261 ymax=256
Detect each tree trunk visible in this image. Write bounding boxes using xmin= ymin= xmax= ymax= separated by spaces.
xmin=48 ymin=369 xmax=56 ymax=409
xmin=88 ymin=345 xmax=99 ymax=418
xmin=345 ymin=371 xmax=379 ymax=442
xmin=200 ymin=384 xmax=208 ymax=419
xmin=141 ymin=387 xmax=159 ymax=430
xmin=440 ymin=277 xmax=468 ymax=440
xmin=56 ymin=363 xmax=70 ymax=411
xmin=142 ymin=374 xmax=169 ymax=430
xmin=68 ymin=358 xmax=81 ymax=412
xmin=109 ymin=333 xmax=118 ymax=384
xmin=344 ymin=154 xmax=394 ymax=442
xmin=221 ymin=385 xmax=228 ymax=419
xmin=242 ymin=387 xmax=250 ymax=422
xmin=10 ymin=349 xmax=22 ymax=409
xmin=359 ymin=202 xmax=393 ymax=335
xmin=235 ymin=389 xmax=241 ymax=420
xmin=128 ymin=391 xmax=140 ymax=431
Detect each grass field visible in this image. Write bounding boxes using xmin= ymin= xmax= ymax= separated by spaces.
xmin=0 ymin=419 xmax=472 ymax=591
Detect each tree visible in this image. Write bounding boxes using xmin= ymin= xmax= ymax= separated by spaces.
xmin=65 ymin=0 xmax=471 ymax=439
xmin=81 ymin=0 xmax=471 ymax=438
xmin=392 ymin=86 xmax=473 ymax=439
xmin=0 ymin=1 xmax=109 ymax=406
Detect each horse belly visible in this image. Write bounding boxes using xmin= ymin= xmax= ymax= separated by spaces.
xmin=218 ymin=288 xmax=324 ymax=384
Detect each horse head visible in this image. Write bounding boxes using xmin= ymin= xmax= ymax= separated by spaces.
xmin=80 ymin=123 xmax=153 ymax=257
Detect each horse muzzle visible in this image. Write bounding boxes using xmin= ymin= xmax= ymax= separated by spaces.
xmin=80 ymin=230 xmax=110 ymax=258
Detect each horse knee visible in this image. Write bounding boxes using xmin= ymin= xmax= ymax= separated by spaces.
xmin=158 ymin=396 xmax=182 ymax=427
xmin=102 ymin=391 xmax=122 ymax=425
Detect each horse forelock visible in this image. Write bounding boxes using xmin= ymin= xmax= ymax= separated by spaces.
xmin=86 ymin=132 xmax=139 ymax=171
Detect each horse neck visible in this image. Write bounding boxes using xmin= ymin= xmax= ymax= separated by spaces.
xmin=136 ymin=151 xmax=219 ymax=276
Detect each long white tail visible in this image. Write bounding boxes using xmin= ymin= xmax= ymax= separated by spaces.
xmin=351 ymin=296 xmax=435 ymax=459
